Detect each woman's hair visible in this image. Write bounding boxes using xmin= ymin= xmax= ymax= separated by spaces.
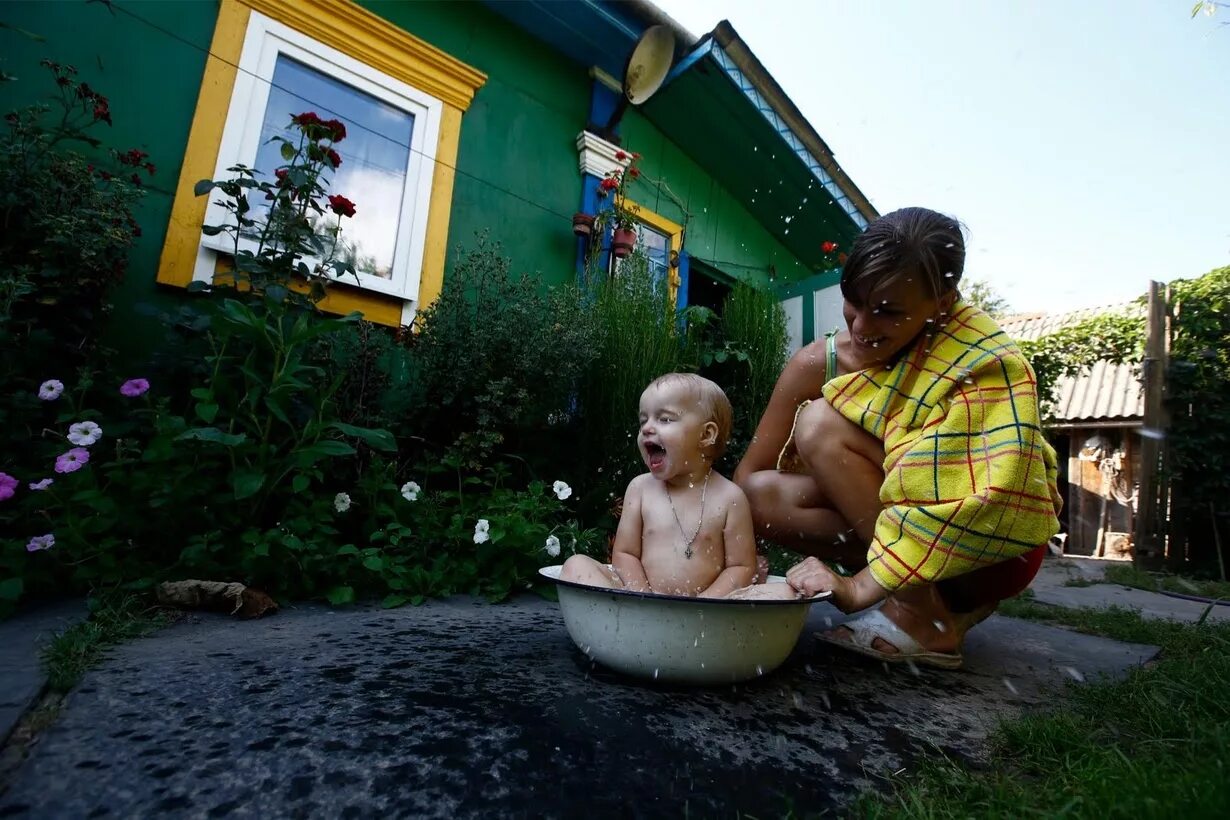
xmin=840 ymin=207 xmax=966 ymax=305
xmin=645 ymin=373 xmax=733 ymax=458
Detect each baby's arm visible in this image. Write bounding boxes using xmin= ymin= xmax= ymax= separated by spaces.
xmin=698 ymin=484 xmax=758 ymax=598
xmin=611 ymin=476 xmax=652 ymax=593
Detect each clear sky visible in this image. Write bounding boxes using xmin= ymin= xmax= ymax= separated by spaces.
xmin=651 ymin=0 xmax=1230 ymax=314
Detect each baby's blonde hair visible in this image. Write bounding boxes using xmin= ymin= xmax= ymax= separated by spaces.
xmin=645 ymin=373 xmax=733 ymax=458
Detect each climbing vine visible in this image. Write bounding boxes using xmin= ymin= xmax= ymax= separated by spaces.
xmin=1018 ymin=309 xmax=1145 ymax=419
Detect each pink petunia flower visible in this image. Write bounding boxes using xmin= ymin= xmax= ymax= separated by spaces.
xmin=120 ymin=378 xmax=150 ymax=397
xmin=29 ymin=478 xmax=54 ymax=491
xmin=27 ymin=534 xmax=55 ymax=552
xmin=54 ymin=448 xmax=90 ymax=474
xmin=0 ymin=472 xmax=17 ymax=501
xmin=38 ymin=379 xmax=65 ymax=400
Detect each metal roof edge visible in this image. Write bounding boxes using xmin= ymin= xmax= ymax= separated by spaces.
xmin=711 ymin=21 xmax=878 ymax=225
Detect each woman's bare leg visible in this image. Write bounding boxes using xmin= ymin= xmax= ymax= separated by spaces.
xmin=790 ymin=400 xmax=886 ymax=545
xmin=739 ymin=470 xmax=863 ymax=563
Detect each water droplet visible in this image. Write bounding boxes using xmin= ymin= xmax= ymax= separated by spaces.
xmin=933 ymin=619 xmax=947 ymax=632
xmin=756 ymin=664 xmax=764 ymax=676
xmin=792 ymin=692 xmax=804 ymax=708
xmin=1063 ymin=666 xmax=1085 ymax=682
xmin=1139 ymin=427 xmax=1165 ymax=440
xmin=654 ymin=668 xmax=659 ymax=679
xmin=1002 ymin=677 xmax=1018 ymax=695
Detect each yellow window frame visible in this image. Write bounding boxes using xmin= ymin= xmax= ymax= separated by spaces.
xmin=619 ymin=198 xmax=684 ymax=306
xmin=156 ymin=0 xmax=486 ymax=327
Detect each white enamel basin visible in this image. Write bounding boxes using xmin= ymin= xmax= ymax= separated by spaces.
xmin=539 ymin=564 xmax=832 ymax=685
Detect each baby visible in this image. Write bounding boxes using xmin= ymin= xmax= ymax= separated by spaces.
xmin=561 ymin=373 xmax=798 ymax=600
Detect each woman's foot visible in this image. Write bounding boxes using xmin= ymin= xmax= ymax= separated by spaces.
xmin=820 ymin=583 xmax=991 ymax=662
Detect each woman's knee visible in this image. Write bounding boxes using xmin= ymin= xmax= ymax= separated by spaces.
xmin=793 ymin=401 xmax=882 ymax=464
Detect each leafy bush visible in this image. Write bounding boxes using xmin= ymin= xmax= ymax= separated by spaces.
xmin=404 ymin=234 xmax=599 ymax=471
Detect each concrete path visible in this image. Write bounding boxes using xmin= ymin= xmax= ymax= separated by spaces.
xmin=0 ymin=601 xmax=85 ymax=746
xmin=1031 ymin=558 xmax=1230 ymax=623
xmin=0 ymin=595 xmax=1155 ymax=818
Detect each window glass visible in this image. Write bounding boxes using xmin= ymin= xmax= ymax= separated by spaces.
xmin=251 ymin=55 xmax=413 ymax=280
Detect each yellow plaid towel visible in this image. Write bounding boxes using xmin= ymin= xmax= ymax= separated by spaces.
xmin=821 ymin=301 xmax=1061 ymax=592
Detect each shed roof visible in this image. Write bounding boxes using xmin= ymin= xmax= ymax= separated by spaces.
xmin=999 ymin=303 xmax=1145 ymax=427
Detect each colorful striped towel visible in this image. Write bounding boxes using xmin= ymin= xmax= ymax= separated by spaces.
xmin=822 ymin=301 xmax=1061 ymax=592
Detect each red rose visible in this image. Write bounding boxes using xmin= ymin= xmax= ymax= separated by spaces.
xmin=99 ymin=170 xmax=112 ymax=181
xmin=274 ymin=169 xmax=289 ymax=185
xmin=292 ymin=112 xmax=322 ymax=127
xmin=144 ymin=162 xmax=156 ymax=176
xmin=615 ymin=150 xmax=628 ymax=161
xmin=821 ymin=241 xmax=838 ymax=253
xmin=629 ymin=168 xmax=640 ymax=178
xmin=632 ymin=152 xmax=642 ymax=159
xmin=322 ymin=118 xmax=347 ymax=142
xmin=328 ymin=194 xmax=357 ymax=218
xmin=326 ymin=148 xmax=342 ymax=168
xmin=837 ymin=252 xmax=848 ymax=265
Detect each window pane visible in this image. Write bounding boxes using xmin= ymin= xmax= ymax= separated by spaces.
xmin=613 ymin=223 xmax=670 ymax=280
xmin=252 ymin=55 xmax=413 ymax=280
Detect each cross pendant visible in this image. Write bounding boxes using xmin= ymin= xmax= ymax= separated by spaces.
xmin=684 ymin=545 xmax=693 ymax=559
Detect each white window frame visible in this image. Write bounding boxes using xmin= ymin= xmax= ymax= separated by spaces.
xmin=194 ymin=11 xmax=442 ymax=306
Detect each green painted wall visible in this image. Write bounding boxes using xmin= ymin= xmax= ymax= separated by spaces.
xmin=0 ymin=0 xmax=219 ymax=354
xmin=620 ymin=111 xmax=811 ymax=291
xmin=1 ymin=0 xmax=809 ymax=340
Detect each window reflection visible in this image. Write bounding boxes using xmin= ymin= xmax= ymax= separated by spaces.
xmin=251 ymin=55 xmax=413 ymax=280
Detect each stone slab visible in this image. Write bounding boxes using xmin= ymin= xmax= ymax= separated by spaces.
xmin=1031 ymin=558 xmax=1230 ymax=623
xmin=0 ymin=595 xmax=1156 ymax=817
xmin=0 ymin=601 xmax=85 ymax=746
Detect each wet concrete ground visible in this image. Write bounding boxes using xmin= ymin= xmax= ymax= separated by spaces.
xmin=0 ymin=595 xmax=1155 ymax=818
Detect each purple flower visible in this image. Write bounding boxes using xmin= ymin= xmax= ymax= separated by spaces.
xmin=120 ymin=378 xmax=150 ymax=397
xmin=38 ymin=379 xmax=65 ymax=401
xmin=67 ymin=420 xmax=103 ymax=447
xmin=29 ymin=478 xmax=54 ymax=491
xmin=54 ymin=448 xmax=90 ymax=474
xmin=0 ymin=472 xmax=17 ymax=501
xmin=27 ymin=534 xmax=55 ymax=552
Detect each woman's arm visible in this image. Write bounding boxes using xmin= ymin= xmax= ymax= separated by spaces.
xmin=733 ymin=340 xmax=829 ymax=485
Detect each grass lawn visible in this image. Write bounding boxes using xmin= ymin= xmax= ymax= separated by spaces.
xmin=41 ymin=595 xmax=172 ymax=692
xmin=1102 ymin=563 xmax=1230 ymax=602
xmin=854 ymin=597 xmax=1230 ymax=819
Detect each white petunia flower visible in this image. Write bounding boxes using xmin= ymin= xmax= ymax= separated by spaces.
xmin=552 ymin=480 xmax=572 ymax=501
xmin=400 ymin=481 xmax=421 ymax=502
xmin=67 ymin=421 xmax=103 ymax=447
xmin=544 ymin=535 xmax=561 ymax=558
xmin=334 ymin=492 xmax=351 ymax=512
xmin=473 ymin=518 xmax=490 ymax=544
xmin=38 ymin=380 xmax=65 ymax=401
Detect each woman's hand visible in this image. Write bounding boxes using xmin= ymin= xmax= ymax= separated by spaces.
xmin=785 ymin=558 xmax=888 ymax=613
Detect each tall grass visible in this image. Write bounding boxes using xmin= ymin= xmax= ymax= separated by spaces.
xmin=576 ymin=251 xmax=700 ymax=512
xmin=720 ymin=283 xmax=789 ymax=461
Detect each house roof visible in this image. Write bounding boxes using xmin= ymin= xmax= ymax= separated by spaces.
xmin=999 ymin=304 xmax=1145 ymax=427
xmin=479 ymin=0 xmax=877 ymax=278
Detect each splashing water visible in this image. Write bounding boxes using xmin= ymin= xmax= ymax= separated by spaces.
xmin=1002 ymin=677 xmax=1019 ymax=695
xmin=1063 ymin=666 xmax=1085 ymax=682
xmin=792 ymin=692 xmax=804 ymax=709
xmin=821 ymin=693 xmax=831 ymax=710
xmin=755 ymin=664 xmax=764 ymax=676
xmin=1139 ymin=427 xmax=1165 ymax=440
xmin=654 ymin=668 xmax=659 ymax=680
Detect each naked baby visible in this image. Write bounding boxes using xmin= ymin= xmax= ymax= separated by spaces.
xmin=560 ymin=373 xmax=797 ymax=600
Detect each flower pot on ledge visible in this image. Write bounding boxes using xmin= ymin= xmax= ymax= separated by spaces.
xmin=572 ymin=212 xmax=596 ymax=237
xmin=611 ymin=226 xmax=637 ymax=259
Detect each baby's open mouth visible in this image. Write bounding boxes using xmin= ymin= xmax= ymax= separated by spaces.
xmin=644 ymin=442 xmax=666 ymax=469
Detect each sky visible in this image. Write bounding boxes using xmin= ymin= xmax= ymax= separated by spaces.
xmin=651 ymin=0 xmax=1230 ymax=315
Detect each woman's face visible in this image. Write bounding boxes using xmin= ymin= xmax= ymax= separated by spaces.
xmin=842 ymin=274 xmax=955 ymax=367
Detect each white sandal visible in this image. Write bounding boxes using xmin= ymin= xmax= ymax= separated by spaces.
xmin=816 ymin=607 xmax=964 ymax=669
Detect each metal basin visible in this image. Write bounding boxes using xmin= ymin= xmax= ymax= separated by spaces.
xmin=539 ymin=564 xmax=832 ymax=685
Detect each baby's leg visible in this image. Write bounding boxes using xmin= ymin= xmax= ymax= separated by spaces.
xmin=725 ymin=581 xmax=800 ymax=601
xmin=559 ymin=555 xmax=623 ymax=589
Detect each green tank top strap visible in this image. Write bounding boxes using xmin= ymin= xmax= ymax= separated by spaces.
xmin=824 ymin=329 xmax=840 ymax=384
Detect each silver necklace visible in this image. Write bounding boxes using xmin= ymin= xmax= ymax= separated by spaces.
xmin=666 ymin=468 xmax=711 ymax=559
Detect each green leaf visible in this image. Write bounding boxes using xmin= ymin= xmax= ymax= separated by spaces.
xmin=295 ymin=440 xmax=356 ymax=466
xmin=326 ymin=586 xmax=354 ymax=606
xmin=714 ymin=349 xmax=728 ymax=363
xmin=193 ymin=179 xmax=216 ymax=196
xmin=280 ymin=142 xmax=296 ymax=161
xmin=200 ymin=225 xmax=226 ymax=236
xmin=0 ymin=577 xmax=23 ymax=601
xmin=382 ymin=594 xmax=409 ymax=609
xmin=232 ymin=471 xmax=265 ymax=500
xmin=362 ymin=556 xmax=384 ymax=572
xmin=253 ymin=542 xmax=270 ymax=557
xmin=190 ymin=388 xmax=213 ymax=401
xmin=194 ymin=402 xmax=219 ymax=423
xmin=292 ymin=474 xmax=310 ymax=493
xmin=176 ymin=427 xmax=247 ymax=446
xmin=329 ymin=422 xmax=397 ymax=453
xmin=337 ymin=544 xmax=360 ymax=556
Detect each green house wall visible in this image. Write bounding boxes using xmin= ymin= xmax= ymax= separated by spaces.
xmin=1 ymin=0 xmax=811 ymax=337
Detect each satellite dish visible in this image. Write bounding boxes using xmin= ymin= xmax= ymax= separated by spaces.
xmin=623 ymin=25 xmax=674 ymax=105
xmin=589 ymin=25 xmax=676 ymax=144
